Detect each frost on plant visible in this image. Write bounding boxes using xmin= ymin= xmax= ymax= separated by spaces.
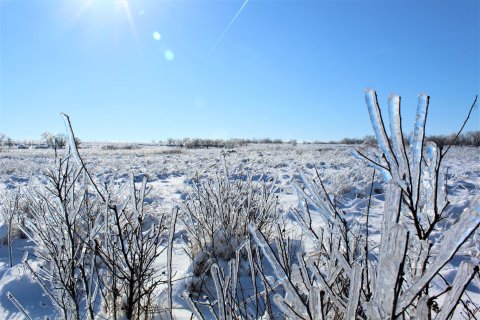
xmin=249 ymin=89 xmax=480 ymax=319
xmin=180 ymin=162 xmax=284 ymax=318
xmin=16 ymin=115 xmax=168 ymax=320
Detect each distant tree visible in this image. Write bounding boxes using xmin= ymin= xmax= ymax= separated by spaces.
xmin=340 ymin=137 xmax=362 ymax=145
xmin=167 ymin=138 xmax=175 ymax=146
xmin=363 ymin=135 xmax=377 ymax=146
xmin=428 ymin=134 xmax=451 ymax=148
xmin=5 ymin=138 xmax=14 ymax=147
xmin=41 ymin=132 xmax=55 ymax=148
xmin=54 ymin=134 xmax=67 ymax=149
xmin=465 ymin=131 xmax=480 ymax=147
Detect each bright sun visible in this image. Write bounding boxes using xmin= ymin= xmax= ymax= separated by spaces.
xmin=69 ymin=0 xmax=137 ymax=37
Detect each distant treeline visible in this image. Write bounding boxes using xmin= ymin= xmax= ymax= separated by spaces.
xmin=164 ymin=131 xmax=480 ymax=148
xmin=0 ymin=132 xmax=81 ymax=149
xmin=164 ymin=138 xmax=288 ymax=149
xmin=1 ymin=131 xmax=479 ymax=149
xmin=333 ymin=131 xmax=480 ymax=147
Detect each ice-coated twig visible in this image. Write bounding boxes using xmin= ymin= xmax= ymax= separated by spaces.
xmin=231 ymin=242 xmax=246 ymax=305
xmin=378 ymin=184 xmax=402 ymax=256
xmin=388 ymin=94 xmax=410 ymax=182
xmin=167 ymin=207 xmax=178 ymax=318
xmin=335 ymin=252 xmax=352 ymax=275
xmin=436 ymin=261 xmax=478 ymax=320
xmin=415 ymin=295 xmax=430 ymax=320
xmin=372 ymin=224 xmax=408 ymax=318
xmin=365 ymin=88 xmax=396 ymax=171
xmin=291 ymin=206 xmax=321 ymax=250
xmin=7 ymin=292 xmax=33 ymax=320
xmin=309 ymin=286 xmax=323 ymax=320
xmin=245 ymin=235 xmax=259 ymax=317
xmin=23 ymin=257 xmax=62 ymax=309
xmin=306 ymin=259 xmax=346 ymax=313
xmin=411 ymin=94 xmax=429 ymax=207
xmin=413 ymin=240 xmax=430 ymax=278
xmin=352 ymin=149 xmax=392 ymax=182
xmin=60 ymin=113 xmax=81 ymax=166
xmin=248 ymin=223 xmax=309 ymax=317
xmin=273 ymin=294 xmax=304 ymax=320
xmin=346 ymin=263 xmax=362 ymax=319
xmin=211 ymin=264 xmax=227 ymax=319
xmin=395 ymin=197 xmax=480 ymax=314
xmin=182 ymin=291 xmax=205 ymax=320
xmin=297 ymin=252 xmax=312 ymax=291
xmin=294 ymin=173 xmax=337 ymax=225
xmin=61 ymin=113 xmax=107 ymax=203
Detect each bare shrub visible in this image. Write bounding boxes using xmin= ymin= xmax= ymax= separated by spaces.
xmin=93 ymin=174 xmax=167 ymax=319
xmin=183 ymin=220 xmax=297 ymax=319
xmin=182 ymin=162 xmax=279 ymax=263
xmin=248 ymin=89 xmax=480 ymax=319
xmin=180 ymin=158 xmax=281 ymax=317
xmin=464 ymin=130 xmax=480 ymax=147
xmin=17 ymin=114 xmax=168 ymax=319
xmin=20 ymin=156 xmax=101 ymax=320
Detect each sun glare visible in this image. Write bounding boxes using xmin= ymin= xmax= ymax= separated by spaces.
xmin=68 ymin=0 xmax=137 ymax=38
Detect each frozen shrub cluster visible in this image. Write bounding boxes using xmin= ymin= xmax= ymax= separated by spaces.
xmin=182 ymin=210 xmax=297 ymax=319
xmin=13 ymin=115 xmax=169 ymax=320
xmin=248 ymin=89 xmax=480 ymax=319
xmin=181 ymin=162 xmax=280 ymax=297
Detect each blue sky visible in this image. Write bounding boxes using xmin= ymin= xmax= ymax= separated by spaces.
xmin=1 ymin=0 xmax=478 ymax=142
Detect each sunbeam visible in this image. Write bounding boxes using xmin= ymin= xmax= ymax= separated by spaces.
xmin=119 ymin=0 xmax=138 ymax=40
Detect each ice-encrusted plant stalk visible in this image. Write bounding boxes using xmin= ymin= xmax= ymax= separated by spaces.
xmin=7 ymin=292 xmax=33 ymax=320
xmin=0 ymin=190 xmax=20 ymax=268
xmin=167 ymin=207 xmax=178 ymax=319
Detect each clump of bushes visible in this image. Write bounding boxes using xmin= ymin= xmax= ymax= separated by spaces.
xmin=181 ymin=163 xmax=279 ymax=296
xmin=8 ymin=115 xmax=168 ymax=320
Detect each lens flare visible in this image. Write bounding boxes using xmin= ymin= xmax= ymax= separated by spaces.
xmin=153 ymin=31 xmax=161 ymax=41
xmin=164 ymin=50 xmax=174 ymax=61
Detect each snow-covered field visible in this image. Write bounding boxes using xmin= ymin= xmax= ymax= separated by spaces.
xmin=0 ymin=143 xmax=479 ymax=319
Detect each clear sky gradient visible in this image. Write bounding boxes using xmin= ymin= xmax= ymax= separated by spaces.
xmin=1 ymin=0 xmax=479 ymax=142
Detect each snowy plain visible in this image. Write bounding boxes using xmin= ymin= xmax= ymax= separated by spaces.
xmin=0 ymin=143 xmax=478 ymax=319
